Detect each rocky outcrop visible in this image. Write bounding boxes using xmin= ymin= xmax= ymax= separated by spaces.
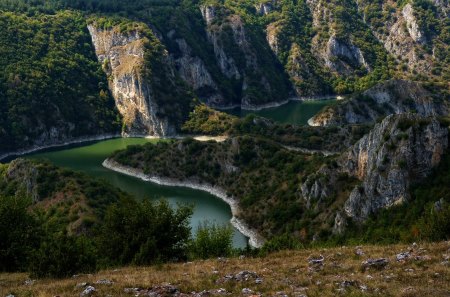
xmin=324 ymin=36 xmax=370 ymax=75
xmin=199 ymin=5 xmax=291 ymax=108
xmin=88 ymin=24 xmax=175 ymax=136
xmin=255 ymin=1 xmax=275 ymax=15
xmin=4 ymin=159 xmax=40 ymax=203
xmin=402 ymin=4 xmax=427 ymax=44
xmin=167 ymin=32 xmax=225 ymax=107
xmin=309 ymin=80 xmax=448 ymax=126
xmin=340 ymin=114 xmax=448 ymax=220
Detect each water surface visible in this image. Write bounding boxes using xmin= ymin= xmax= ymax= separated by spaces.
xmin=229 ymin=99 xmax=335 ymax=125
xmin=25 ymin=138 xmax=248 ymax=248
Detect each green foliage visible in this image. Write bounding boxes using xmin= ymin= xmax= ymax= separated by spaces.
xmin=111 ymin=136 xmax=330 ymax=239
xmin=260 ymin=233 xmax=303 ymax=254
xmin=189 ymin=221 xmax=234 ymax=259
xmin=28 ymin=232 xmax=97 ymax=278
xmin=0 ymin=11 xmax=120 ymax=153
xmin=97 ymin=198 xmax=193 ymax=266
xmin=0 ymin=195 xmax=40 ymax=272
xmin=182 ymin=103 xmax=237 ymax=135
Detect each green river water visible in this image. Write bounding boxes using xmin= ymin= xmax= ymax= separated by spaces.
xmin=26 ymin=138 xmax=249 ymax=248
xmin=17 ymin=100 xmax=335 ymax=248
xmin=229 ymin=99 xmax=335 ymax=125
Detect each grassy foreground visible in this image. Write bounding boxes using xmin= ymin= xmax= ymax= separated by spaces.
xmin=1 ymin=242 xmax=449 ymax=297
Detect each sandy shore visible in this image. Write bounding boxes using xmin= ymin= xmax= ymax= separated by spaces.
xmin=102 ymin=158 xmax=265 ymax=248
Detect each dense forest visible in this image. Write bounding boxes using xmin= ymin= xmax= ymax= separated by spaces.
xmin=0 ymin=10 xmax=120 ymax=153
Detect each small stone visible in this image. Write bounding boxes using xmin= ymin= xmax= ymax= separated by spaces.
xmin=95 ymin=279 xmax=113 ymax=285
xmin=80 ymin=286 xmax=96 ymax=297
xmin=242 ymin=288 xmax=253 ymax=294
xmin=362 ymin=258 xmax=389 ymax=270
xmin=355 ymin=247 xmax=364 ymax=256
xmin=123 ymin=287 xmax=140 ymax=293
xmin=308 ymin=255 xmax=324 ymax=265
xmin=24 ymin=279 xmax=35 ymax=286
xmin=255 ymin=278 xmax=263 ymax=284
xmin=6 ymin=294 xmax=15 ymax=297
xmin=76 ymin=282 xmax=88 ymax=288
xmin=396 ymin=252 xmax=410 ymax=261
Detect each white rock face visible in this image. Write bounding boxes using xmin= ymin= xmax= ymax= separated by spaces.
xmin=200 ymin=5 xmax=217 ymax=25
xmin=402 ymin=4 xmax=427 ymax=44
xmin=325 ymin=36 xmax=370 ymax=74
xmin=88 ymin=24 xmax=174 ymax=136
xmin=341 ymin=114 xmax=448 ymax=220
xmin=255 ymin=2 xmax=274 ymax=15
xmin=309 ymin=80 xmax=448 ymax=127
xmin=170 ymin=36 xmax=225 ymax=106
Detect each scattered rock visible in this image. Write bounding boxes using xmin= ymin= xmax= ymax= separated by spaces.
xmin=95 ymin=279 xmax=113 ymax=285
xmin=362 ymin=258 xmax=389 ymax=270
xmin=308 ymin=255 xmax=325 ymax=265
xmin=242 ymin=288 xmax=253 ymax=294
xmin=396 ymin=252 xmax=411 ymax=262
xmin=340 ymin=280 xmax=357 ymax=288
xmin=76 ymin=282 xmax=88 ymax=288
xmin=6 ymin=294 xmax=15 ymax=297
xmin=80 ymin=286 xmax=96 ymax=297
xmin=24 ymin=279 xmax=35 ymax=286
xmin=355 ymin=247 xmax=365 ymax=256
xmin=235 ymin=271 xmax=259 ymax=281
xmin=255 ymin=278 xmax=263 ymax=284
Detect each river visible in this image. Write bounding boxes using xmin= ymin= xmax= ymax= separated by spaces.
xmin=229 ymin=99 xmax=335 ymax=125
xmin=25 ymin=138 xmax=249 ymax=248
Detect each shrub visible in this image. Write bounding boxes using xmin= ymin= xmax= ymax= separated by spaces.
xmin=189 ymin=221 xmax=234 ymax=259
xmin=0 ymin=195 xmax=40 ymax=272
xmin=97 ymin=198 xmax=193 ymax=266
xmin=28 ymin=232 xmax=97 ymax=278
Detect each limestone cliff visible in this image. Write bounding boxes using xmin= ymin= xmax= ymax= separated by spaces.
xmin=199 ymin=5 xmax=292 ymax=108
xmin=301 ymin=113 xmax=449 ymax=232
xmin=167 ymin=30 xmax=226 ymax=107
xmin=309 ymin=79 xmax=448 ymax=126
xmin=88 ymin=24 xmax=176 ymax=136
xmin=341 ymin=114 xmax=448 ymax=220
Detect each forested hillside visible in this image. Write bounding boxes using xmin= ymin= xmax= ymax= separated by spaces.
xmin=0 ymin=0 xmax=448 ymax=152
xmin=0 ymin=11 xmax=120 ymax=154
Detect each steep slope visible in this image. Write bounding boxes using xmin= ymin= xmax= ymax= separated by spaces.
xmin=88 ymin=20 xmax=193 ymax=136
xmin=0 ymin=159 xmax=127 ymax=234
xmin=309 ymin=79 xmax=449 ymax=126
xmin=341 ymin=114 xmax=448 ymax=221
xmin=0 ymin=11 xmax=121 ymax=156
xmin=356 ymin=0 xmax=449 ymax=80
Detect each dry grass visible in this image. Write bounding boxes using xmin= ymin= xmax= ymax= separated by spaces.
xmin=1 ymin=242 xmax=449 ymax=297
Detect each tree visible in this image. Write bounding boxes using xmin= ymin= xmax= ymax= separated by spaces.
xmin=0 ymin=195 xmax=40 ymax=272
xmin=189 ymin=221 xmax=234 ymax=259
xmin=97 ymin=198 xmax=193 ymax=266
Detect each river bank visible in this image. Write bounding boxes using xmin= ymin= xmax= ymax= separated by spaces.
xmin=102 ymin=158 xmax=265 ymax=248
xmin=0 ymin=134 xmax=121 ymax=162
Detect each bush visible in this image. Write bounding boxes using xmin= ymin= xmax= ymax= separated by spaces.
xmin=189 ymin=221 xmax=234 ymax=259
xmin=97 ymin=198 xmax=193 ymax=266
xmin=28 ymin=233 xmax=97 ymax=278
xmin=0 ymin=195 xmax=40 ymax=272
